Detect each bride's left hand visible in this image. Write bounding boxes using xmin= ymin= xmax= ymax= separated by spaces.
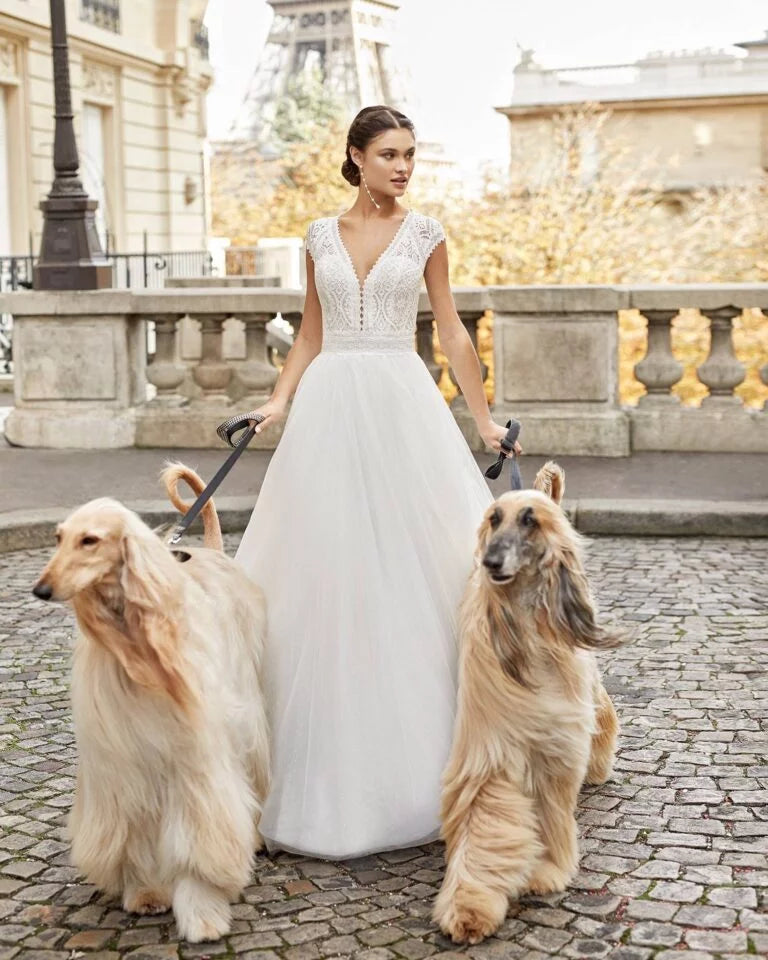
xmin=479 ymin=421 xmax=523 ymax=457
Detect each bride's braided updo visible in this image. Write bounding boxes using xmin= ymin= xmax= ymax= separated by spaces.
xmin=341 ymin=105 xmax=416 ymax=186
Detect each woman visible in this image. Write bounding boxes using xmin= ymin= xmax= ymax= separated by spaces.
xmin=235 ymin=105 xmax=520 ymax=860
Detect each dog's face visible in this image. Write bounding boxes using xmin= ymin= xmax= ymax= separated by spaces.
xmin=477 ymin=490 xmax=565 ymax=586
xmin=32 ymin=499 xmax=128 ymax=602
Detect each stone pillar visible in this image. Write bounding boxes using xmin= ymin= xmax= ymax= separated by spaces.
xmin=697 ymin=306 xmax=746 ymax=406
xmin=1 ymin=291 xmax=143 ymax=448
xmin=237 ymin=313 xmax=279 ymax=402
xmin=489 ymin=286 xmax=630 ymax=456
xmin=634 ymin=310 xmax=683 ymax=405
xmin=629 ymin=290 xmax=766 ymax=452
xmin=146 ymin=314 xmax=187 ymax=404
xmin=191 ymin=314 xmax=232 ymax=402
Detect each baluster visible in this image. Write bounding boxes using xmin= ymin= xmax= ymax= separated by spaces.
xmin=634 ymin=310 xmax=683 ymax=405
xmin=146 ymin=314 xmax=187 ymax=404
xmin=237 ymin=313 xmax=279 ymax=401
xmin=416 ymin=312 xmax=441 ymax=383
xmin=697 ymin=306 xmax=746 ymax=405
xmin=450 ymin=311 xmax=488 ymax=411
xmin=191 ymin=313 xmax=232 ymax=401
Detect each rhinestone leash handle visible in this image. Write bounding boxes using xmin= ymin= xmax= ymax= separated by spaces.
xmin=483 ymin=418 xmax=523 ymax=490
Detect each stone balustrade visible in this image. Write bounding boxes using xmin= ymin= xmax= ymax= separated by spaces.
xmin=0 ymin=285 xmax=765 ymax=453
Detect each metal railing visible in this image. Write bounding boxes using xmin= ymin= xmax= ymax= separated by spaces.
xmin=0 ymin=249 xmax=215 ymax=374
xmin=0 ymin=250 xmax=214 ymax=292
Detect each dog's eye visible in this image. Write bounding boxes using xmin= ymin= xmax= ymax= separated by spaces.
xmin=54 ymin=531 xmax=62 ymax=544
xmin=489 ymin=509 xmax=502 ymax=529
xmin=519 ymin=507 xmax=537 ymax=528
xmin=80 ymin=536 xmax=99 ymax=547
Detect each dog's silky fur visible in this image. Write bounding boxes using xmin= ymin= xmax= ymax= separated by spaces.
xmin=32 ymin=465 xmax=269 ymax=943
xmin=433 ymin=462 xmax=621 ymax=945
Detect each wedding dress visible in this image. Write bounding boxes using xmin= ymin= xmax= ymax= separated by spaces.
xmin=235 ymin=210 xmax=494 ymax=859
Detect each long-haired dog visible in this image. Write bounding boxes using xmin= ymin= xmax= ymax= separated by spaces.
xmin=433 ymin=462 xmax=621 ymax=944
xmin=31 ymin=464 xmax=269 ymax=942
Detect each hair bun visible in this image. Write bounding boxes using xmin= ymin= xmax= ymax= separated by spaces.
xmin=341 ymin=156 xmax=360 ymax=187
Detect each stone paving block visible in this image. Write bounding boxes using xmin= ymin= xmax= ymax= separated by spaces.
xmin=2 ymin=536 xmax=767 ymax=959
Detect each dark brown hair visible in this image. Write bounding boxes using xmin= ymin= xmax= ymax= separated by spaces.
xmin=341 ymin=105 xmax=416 ymax=186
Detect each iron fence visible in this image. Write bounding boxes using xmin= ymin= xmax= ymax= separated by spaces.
xmin=0 ymin=248 xmax=215 ymax=374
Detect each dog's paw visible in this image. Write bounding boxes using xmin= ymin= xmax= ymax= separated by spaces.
xmin=433 ymin=888 xmax=507 ymax=946
xmin=179 ymin=912 xmax=231 ymax=944
xmin=123 ymin=887 xmax=171 ymax=915
xmin=438 ymin=903 xmax=503 ymax=945
xmin=173 ymin=876 xmax=232 ymax=943
xmin=526 ymin=859 xmax=574 ymax=895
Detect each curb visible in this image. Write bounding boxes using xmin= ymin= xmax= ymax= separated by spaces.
xmin=2 ymin=497 xmax=767 ymax=554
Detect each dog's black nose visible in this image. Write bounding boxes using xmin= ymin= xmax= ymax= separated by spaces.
xmin=482 ymin=554 xmax=504 ymax=571
xmin=32 ymin=582 xmax=53 ymax=601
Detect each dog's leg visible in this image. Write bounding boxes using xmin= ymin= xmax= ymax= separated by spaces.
xmin=67 ymin=781 xmax=126 ymax=899
xmin=585 ymin=686 xmax=619 ymax=785
xmin=527 ymin=769 xmax=582 ymax=894
xmin=434 ymin=771 xmax=541 ymax=945
xmin=173 ymin=874 xmax=232 ymax=943
xmin=121 ymin=825 xmax=172 ymax=916
xmin=164 ymin=772 xmax=256 ymax=941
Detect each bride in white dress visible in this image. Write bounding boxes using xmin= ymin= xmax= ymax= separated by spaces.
xmin=235 ymin=105 xmax=521 ymax=860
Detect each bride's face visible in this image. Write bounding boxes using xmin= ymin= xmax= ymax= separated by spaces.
xmin=355 ymin=129 xmax=416 ymax=199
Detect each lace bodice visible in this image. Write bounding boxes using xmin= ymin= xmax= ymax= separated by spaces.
xmin=306 ymin=210 xmax=445 ymax=352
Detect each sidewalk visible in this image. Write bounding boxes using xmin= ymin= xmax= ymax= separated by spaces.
xmin=2 ymin=440 xmax=766 ymax=551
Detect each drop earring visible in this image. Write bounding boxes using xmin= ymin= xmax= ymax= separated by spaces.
xmin=358 ymin=165 xmax=381 ymax=210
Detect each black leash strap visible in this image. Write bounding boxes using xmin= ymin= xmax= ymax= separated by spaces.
xmin=166 ymin=414 xmax=265 ymax=545
xmin=484 ymin=418 xmax=523 ymax=490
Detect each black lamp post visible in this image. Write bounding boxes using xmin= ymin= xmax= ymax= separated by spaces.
xmin=33 ymin=0 xmax=112 ymax=290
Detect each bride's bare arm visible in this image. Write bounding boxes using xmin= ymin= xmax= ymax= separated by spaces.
xmin=424 ymin=241 xmax=522 ymax=456
xmin=249 ymin=251 xmax=323 ymax=432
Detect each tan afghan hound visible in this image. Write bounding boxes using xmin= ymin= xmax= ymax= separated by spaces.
xmin=31 ymin=464 xmax=269 ymax=943
xmin=433 ymin=462 xmax=621 ymax=945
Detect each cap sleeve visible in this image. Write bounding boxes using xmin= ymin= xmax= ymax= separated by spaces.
xmin=423 ymin=216 xmax=446 ymax=262
xmin=305 ymin=220 xmax=317 ymax=261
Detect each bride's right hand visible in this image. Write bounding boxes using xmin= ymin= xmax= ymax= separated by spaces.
xmin=249 ymin=399 xmax=288 ymax=433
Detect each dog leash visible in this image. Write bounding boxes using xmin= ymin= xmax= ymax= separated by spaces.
xmin=166 ymin=413 xmax=265 ymax=545
xmin=484 ymin=418 xmax=523 ymax=490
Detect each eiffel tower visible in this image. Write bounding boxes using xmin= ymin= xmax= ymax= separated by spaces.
xmin=231 ymin=0 xmax=408 ymax=146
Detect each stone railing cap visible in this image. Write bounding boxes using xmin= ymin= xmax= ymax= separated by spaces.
xmin=487 ymin=285 xmax=632 ymax=312
xmin=628 ymin=284 xmax=768 ymax=310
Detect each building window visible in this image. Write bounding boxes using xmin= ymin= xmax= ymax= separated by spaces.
xmin=80 ymin=0 xmax=120 ymax=34
xmin=191 ymin=20 xmax=210 ymax=60
xmin=0 ymin=87 xmax=11 ymax=254
xmin=81 ymin=102 xmax=110 ymax=248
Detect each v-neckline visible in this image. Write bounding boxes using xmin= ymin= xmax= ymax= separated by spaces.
xmin=334 ymin=210 xmax=411 ymax=290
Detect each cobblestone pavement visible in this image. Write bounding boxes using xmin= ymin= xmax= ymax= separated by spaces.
xmin=1 ymin=535 xmax=766 ymax=960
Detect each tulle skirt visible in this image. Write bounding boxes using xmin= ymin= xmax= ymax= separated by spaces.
xmin=234 ymin=346 xmax=494 ymax=859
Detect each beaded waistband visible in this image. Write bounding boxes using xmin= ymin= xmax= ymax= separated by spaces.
xmin=321 ymin=334 xmax=415 ymax=354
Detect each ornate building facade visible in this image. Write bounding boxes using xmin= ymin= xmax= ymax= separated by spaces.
xmin=0 ymin=0 xmax=213 ymax=255
xmin=497 ymin=32 xmax=768 ymax=194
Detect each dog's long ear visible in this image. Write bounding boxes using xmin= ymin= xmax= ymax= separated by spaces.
xmin=119 ymin=528 xmax=196 ymax=711
xmin=546 ymin=547 xmax=622 ymax=651
xmin=473 ymin=510 xmax=496 ymax=564
xmin=483 ymin=587 xmax=538 ymax=688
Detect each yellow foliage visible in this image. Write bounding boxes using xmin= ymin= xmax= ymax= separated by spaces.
xmin=211 ymin=106 xmax=768 ymax=409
